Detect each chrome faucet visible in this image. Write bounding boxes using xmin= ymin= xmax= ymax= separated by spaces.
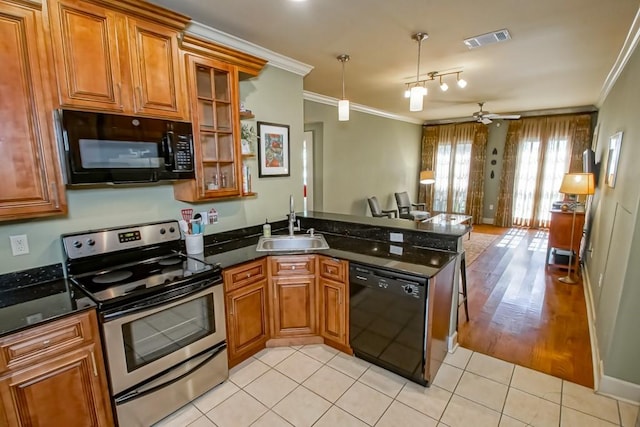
xmin=288 ymin=195 xmax=300 ymax=236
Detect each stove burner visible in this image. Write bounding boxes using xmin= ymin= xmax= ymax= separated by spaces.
xmin=158 ymin=257 xmax=182 ymax=266
xmin=93 ymin=270 xmax=133 ymax=284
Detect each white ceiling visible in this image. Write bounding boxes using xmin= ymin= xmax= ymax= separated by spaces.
xmin=148 ymin=0 xmax=640 ymax=123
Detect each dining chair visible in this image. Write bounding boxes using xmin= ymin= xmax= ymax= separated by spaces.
xmin=394 ymin=191 xmax=430 ymax=220
xmin=368 ymin=196 xmax=397 ymax=218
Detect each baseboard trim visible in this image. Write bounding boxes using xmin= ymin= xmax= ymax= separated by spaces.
xmin=447 ymin=331 xmax=458 ymax=352
xmin=582 ymin=264 xmax=603 ymax=392
xmin=598 ymin=375 xmax=640 ymax=404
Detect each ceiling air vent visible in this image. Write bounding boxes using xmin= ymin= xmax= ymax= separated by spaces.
xmin=463 ymin=29 xmax=511 ymax=49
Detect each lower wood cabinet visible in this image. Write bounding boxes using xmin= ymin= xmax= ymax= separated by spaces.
xmin=223 ymin=259 xmax=270 ymax=368
xmin=0 ymin=310 xmax=113 ymax=426
xmin=223 ymin=255 xmax=351 ymax=367
xmin=270 ymin=256 xmax=317 ymax=338
xmin=317 ymin=256 xmax=350 ymax=352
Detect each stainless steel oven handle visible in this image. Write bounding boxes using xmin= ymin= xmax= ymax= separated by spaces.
xmin=102 ymin=277 xmax=222 ymax=321
xmin=114 ymin=343 xmax=226 ymax=405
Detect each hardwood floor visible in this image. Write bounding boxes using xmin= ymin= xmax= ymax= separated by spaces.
xmin=458 ymin=225 xmax=594 ymax=387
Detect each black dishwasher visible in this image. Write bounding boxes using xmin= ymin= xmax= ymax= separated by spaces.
xmin=349 ymin=263 xmax=429 ymax=385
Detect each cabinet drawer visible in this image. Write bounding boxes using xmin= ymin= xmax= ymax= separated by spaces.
xmin=270 ymin=255 xmax=315 ymax=276
xmin=224 ymin=259 xmax=267 ymax=291
xmin=318 ymin=257 xmax=347 ymax=282
xmin=0 ymin=310 xmax=95 ymax=373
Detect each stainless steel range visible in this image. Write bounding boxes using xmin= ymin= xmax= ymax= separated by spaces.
xmin=62 ymin=220 xmax=227 ymax=427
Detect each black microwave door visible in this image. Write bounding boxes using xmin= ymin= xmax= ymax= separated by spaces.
xmin=60 ymin=110 xmax=193 ymax=184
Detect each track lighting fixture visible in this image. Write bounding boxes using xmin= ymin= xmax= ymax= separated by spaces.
xmin=337 ymin=54 xmax=350 ymax=121
xmin=439 ymin=76 xmax=448 ymax=92
xmin=457 ymin=72 xmax=467 ymax=88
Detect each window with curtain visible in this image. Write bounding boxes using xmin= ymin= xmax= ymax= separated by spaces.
xmin=495 ymin=114 xmax=592 ymax=228
xmin=433 ymin=128 xmax=473 ymax=214
xmin=419 ymin=123 xmax=487 ymax=223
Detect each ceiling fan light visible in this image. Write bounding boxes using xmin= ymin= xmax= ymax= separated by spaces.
xmin=409 ymin=86 xmax=424 ymax=111
xmin=338 ymin=99 xmax=349 ymax=121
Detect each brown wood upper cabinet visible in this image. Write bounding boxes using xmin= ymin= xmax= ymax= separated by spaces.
xmin=0 ymin=310 xmax=113 ymax=426
xmin=46 ymin=0 xmax=189 ymax=119
xmin=0 ymin=0 xmax=67 ymax=221
xmin=173 ymin=35 xmax=266 ymax=201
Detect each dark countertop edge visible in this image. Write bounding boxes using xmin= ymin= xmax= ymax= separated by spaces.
xmin=0 ymin=302 xmax=96 ymax=339
xmin=298 ymin=211 xmax=471 ymax=238
xmin=204 ymin=232 xmax=458 ymax=279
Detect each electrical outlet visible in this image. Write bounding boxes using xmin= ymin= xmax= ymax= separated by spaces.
xmin=489 ymin=204 xmax=494 ymax=210
xmin=10 ymin=234 xmax=29 ymax=256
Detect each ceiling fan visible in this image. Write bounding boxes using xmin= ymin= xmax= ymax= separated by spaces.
xmin=472 ymin=102 xmax=521 ymax=124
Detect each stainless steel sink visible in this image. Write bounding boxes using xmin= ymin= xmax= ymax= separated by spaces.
xmin=256 ymin=234 xmax=330 ymax=252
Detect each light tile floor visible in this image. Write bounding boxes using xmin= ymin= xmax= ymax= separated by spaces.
xmin=154 ymin=344 xmax=639 ymax=427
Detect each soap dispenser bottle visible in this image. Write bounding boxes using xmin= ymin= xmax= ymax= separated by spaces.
xmin=263 ymin=219 xmax=271 ymax=237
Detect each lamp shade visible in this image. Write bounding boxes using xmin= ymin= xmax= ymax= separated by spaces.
xmin=559 ymin=173 xmax=595 ymax=196
xmin=420 ymin=170 xmax=435 ymax=184
xmin=409 ymin=86 xmax=425 ymax=112
xmin=338 ymin=99 xmax=349 ymax=121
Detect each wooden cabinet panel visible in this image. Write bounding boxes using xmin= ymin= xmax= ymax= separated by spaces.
xmin=223 ymin=259 xmax=269 ymax=367
xmin=0 ymin=311 xmax=94 ymax=373
xmin=127 ymin=17 xmax=186 ymax=118
xmin=0 ymin=0 xmax=67 ymax=221
xmin=223 ymin=258 xmax=267 ymax=292
xmin=48 ymin=0 xmax=124 ymax=111
xmin=0 ymin=345 xmax=113 ymax=426
xmin=0 ymin=310 xmax=113 ymax=426
xmin=319 ymin=256 xmax=346 ymax=282
xmin=271 ymin=255 xmax=315 ymax=276
xmin=271 ymin=275 xmax=316 ymax=337
xmin=225 ymin=280 xmax=269 ymax=368
xmin=317 ymin=256 xmax=349 ymax=351
xmin=48 ymin=0 xmax=187 ymax=119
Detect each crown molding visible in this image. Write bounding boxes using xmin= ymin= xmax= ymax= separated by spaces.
xmin=597 ymin=7 xmax=640 ymax=106
xmin=303 ymin=92 xmax=424 ymax=125
xmin=186 ymin=21 xmax=314 ymax=77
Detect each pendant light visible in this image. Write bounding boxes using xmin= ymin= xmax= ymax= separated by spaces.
xmin=337 ymin=54 xmax=350 ymax=121
xmin=409 ymin=32 xmax=428 ymax=112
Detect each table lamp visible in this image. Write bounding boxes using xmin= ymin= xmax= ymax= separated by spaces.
xmin=557 ymin=172 xmax=595 ymax=284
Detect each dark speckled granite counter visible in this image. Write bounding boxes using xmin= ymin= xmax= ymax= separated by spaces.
xmin=0 ymin=265 xmax=96 ymax=338
xmin=204 ymin=231 xmax=457 ymax=278
xmin=200 ymin=211 xmax=464 ymax=276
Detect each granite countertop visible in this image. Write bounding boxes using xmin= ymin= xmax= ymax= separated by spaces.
xmin=299 ymin=211 xmax=470 ymax=237
xmin=0 ymin=211 xmax=461 ymax=338
xmin=204 ymin=232 xmax=457 ymax=278
xmin=0 ymin=275 xmax=96 ymax=338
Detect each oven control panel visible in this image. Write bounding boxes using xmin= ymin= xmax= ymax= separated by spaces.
xmin=62 ymin=221 xmax=181 ymax=259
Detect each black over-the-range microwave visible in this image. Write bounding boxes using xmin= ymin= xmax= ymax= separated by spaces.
xmin=56 ymin=109 xmax=195 ymax=185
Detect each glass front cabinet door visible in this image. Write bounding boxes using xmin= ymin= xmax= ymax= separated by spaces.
xmin=174 ymin=55 xmax=242 ymax=201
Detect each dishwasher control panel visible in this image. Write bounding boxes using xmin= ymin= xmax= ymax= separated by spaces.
xmin=349 ymin=263 xmax=426 ymax=299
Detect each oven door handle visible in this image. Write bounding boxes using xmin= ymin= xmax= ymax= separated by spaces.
xmin=102 ymin=278 xmax=222 ymax=321
xmin=114 ymin=343 xmax=226 ymax=405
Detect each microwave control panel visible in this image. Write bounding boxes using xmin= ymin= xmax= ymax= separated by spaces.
xmin=174 ymin=135 xmax=193 ymax=171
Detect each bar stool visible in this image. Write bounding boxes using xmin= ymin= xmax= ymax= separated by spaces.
xmin=457 ymin=251 xmax=469 ymax=329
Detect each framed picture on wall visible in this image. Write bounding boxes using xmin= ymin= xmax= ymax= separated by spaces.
xmin=606 ymin=131 xmax=622 ymax=188
xmin=257 ymin=122 xmax=290 ymax=177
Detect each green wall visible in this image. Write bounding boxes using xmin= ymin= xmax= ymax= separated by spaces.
xmin=586 ymin=39 xmax=640 ymax=385
xmin=303 ymin=101 xmax=423 ymax=217
xmin=0 ymin=65 xmax=304 ymax=275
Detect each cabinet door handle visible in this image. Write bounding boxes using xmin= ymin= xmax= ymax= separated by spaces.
xmin=117 ymin=83 xmax=123 ymax=108
xmin=246 ymin=273 xmax=251 ymax=278
xmin=42 ymin=339 xmax=51 ymax=348
xmin=50 ymin=183 xmax=60 ymax=209
xmin=90 ymin=351 xmax=98 ymax=377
